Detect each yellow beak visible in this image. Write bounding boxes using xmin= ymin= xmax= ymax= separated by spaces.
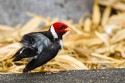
xmin=65 ymin=27 xmax=71 ymax=31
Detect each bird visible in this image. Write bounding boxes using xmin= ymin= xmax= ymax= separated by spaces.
xmin=12 ymin=22 xmax=71 ymax=73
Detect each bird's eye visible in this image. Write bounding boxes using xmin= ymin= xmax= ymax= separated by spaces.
xmin=59 ymin=26 xmax=65 ymax=30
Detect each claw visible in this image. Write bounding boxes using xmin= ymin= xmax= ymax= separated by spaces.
xmin=45 ymin=70 xmax=59 ymax=75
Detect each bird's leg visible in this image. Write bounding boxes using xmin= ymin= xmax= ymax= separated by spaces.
xmin=44 ymin=66 xmax=60 ymax=74
xmin=45 ymin=70 xmax=59 ymax=74
xmin=43 ymin=65 xmax=58 ymax=74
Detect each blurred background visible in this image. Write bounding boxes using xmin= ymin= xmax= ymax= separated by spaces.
xmin=0 ymin=0 xmax=93 ymax=26
xmin=1 ymin=0 xmax=125 ymax=73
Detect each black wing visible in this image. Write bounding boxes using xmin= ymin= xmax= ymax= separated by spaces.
xmin=13 ymin=47 xmax=37 ymax=61
xmin=20 ymin=32 xmax=40 ymax=48
xmin=21 ymin=32 xmax=51 ymax=54
xmin=13 ymin=32 xmax=51 ymax=61
xmin=23 ymin=41 xmax=61 ymax=72
xmin=13 ymin=32 xmax=39 ymax=61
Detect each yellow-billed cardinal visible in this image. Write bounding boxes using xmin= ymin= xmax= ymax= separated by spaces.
xmin=13 ymin=22 xmax=70 ymax=72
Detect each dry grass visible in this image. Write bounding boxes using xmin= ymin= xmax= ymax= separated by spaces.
xmin=1 ymin=0 xmax=125 ymax=73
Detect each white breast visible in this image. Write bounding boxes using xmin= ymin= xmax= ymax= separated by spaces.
xmin=59 ymin=40 xmax=63 ymax=48
xmin=50 ymin=25 xmax=58 ymax=39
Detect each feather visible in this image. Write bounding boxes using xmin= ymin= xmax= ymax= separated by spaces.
xmin=13 ymin=47 xmax=37 ymax=61
xmin=23 ymin=41 xmax=61 ymax=72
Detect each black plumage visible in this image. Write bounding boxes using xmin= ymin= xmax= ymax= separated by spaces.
xmin=12 ymin=22 xmax=70 ymax=73
xmin=23 ymin=41 xmax=61 ymax=72
xmin=13 ymin=31 xmax=61 ymax=72
xmin=13 ymin=31 xmax=54 ymax=61
xmin=13 ymin=47 xmax=37 ymax=61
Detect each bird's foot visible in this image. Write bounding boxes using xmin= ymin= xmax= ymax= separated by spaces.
xmin=45 ymin=70 xmax=59 ymax=75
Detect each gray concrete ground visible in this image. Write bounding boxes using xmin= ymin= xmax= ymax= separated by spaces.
xmin=0 ymin=69 xmax=125 ymax=83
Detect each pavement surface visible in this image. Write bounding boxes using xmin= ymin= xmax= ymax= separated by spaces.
xmin=0 ymin=68 xmax=125 ymax=83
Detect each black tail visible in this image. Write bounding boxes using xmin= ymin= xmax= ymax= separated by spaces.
xmin=13 ymin=47 xmax=37 ymax=61
xmin=12 ymin=47 xmax=25 ymax=61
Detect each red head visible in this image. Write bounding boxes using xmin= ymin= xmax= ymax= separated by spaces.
xmin=53 ymin=22 xmax=70 ymax=34
xmin=50 ymin=22 xmax=70 ymax=38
